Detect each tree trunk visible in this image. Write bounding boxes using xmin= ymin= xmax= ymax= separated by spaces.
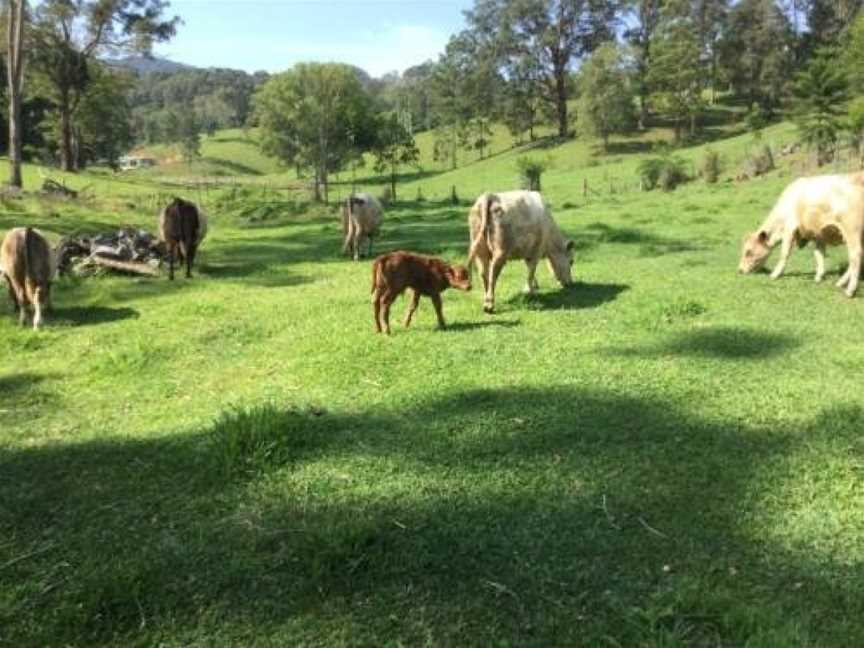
xmin=7 ymin=0 xmax=26 ymax=189
xmin=390 ymin=168 xmax=397 ymax=202
xmin=554 ymin=68 xmax=569 ymax=139
xmin=313 ymin=168 xmax=321 ymax=202
xmin=59 ymin=94 xmax=75 ymax=172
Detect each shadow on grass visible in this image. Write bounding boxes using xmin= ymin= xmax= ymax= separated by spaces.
xmin=506 ymin=282 xmax=629 ymax=311
xmin=0 ymin=371 xmax=59 ymax=424
xmin=442 ymin=319 xmax=521 ymax=332
xmin=579 ymin=223 xmax=706 ymax=257
xmin=51 ymin=306 xmax=140 ymax=327
xmin=1 ymin=388 xmax=862 ymax=645
xmin=613 ymin=326 xmax=800 ymax=361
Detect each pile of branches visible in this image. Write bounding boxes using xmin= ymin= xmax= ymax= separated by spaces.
xmin=56 ymin=227 xmax=165 ymax=277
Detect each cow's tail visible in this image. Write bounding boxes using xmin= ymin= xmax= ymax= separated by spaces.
xmin=466 ymin=193 xmax=494 ymax=272
xmin=23 ymin=227 xmax=44 ymax=321
xmin=181 ymin=202 xmax=201 ymax=250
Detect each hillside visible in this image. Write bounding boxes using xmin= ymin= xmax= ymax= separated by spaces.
xmin=6 ymin=111 xmax=864 ymax=646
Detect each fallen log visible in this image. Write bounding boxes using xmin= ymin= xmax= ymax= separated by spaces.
xmin=81 ymin=255 xmax=160 ymax=276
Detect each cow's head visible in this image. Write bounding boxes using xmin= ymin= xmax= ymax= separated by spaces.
xmin=548 ymin=240 xmax=575 ymax=286
xmin=738 ymin=230 xmax=773 ymax=274
xmin=446 ymin=264 xmax=472 ymax=291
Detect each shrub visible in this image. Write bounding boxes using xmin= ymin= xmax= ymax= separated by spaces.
xmin=740 ymin=144 xmax=775 ymax=179
xmin=379 ymin=186 xmax=393 ymax=206
xmin=701 ymin=149 xmax=722 ymax=184
xmin=516 ymin=157 xmax=547 ymax=191
xmin=639 ymin=155 xmax=689 ymax=191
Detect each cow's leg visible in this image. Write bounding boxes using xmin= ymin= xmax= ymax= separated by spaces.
xmin=474 ymin=253 xmax=490 ymax=298
xmin=844 ymin=238 xmax=863 ymax=297
xmin=484 ymin=253 xmax=507 ymax=314
xmin=430 ymin=292 xmax=446 ymax=329
xmin=16 ymin=289 xmax=27 ymax=327
xmin=524 ymin=257 xmax=541 ymax=294
xmin=186 ymin=242 xmax=198 ymax=278
xmin=4 ymin=277 xmax=19 ymax=313
xmin=770 ymin=233 xmax=795 ymax=280
xmin=167 ymin=243 xmax=175 ymax=281
xmin=372 ymin=289 xmax=383 ymax=333
xmin=403 ymin=289 xmax=420 ymax=328
xmin=813 ymin=241 xmax=827 ymax=282
xmin=353 ymin=233 xmax=361 ymax=262
xmin=381 ymin=292 xmax=395 ymax=334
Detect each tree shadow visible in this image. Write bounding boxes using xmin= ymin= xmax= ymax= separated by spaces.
xmin=613 ymin=326 xmax=800 ymax=361
xmin=579 ymin=223 xmax=706 ymax=257
xmin=197 ymin=157 xmax=264 ymax=176
xmin=50 ymin=306 xmax=140 ymax=327
xmin=442 ymin=319 xmax=521 ymax=332
xmin=0 ymin=371 xmax=59 ymax=424
xmin=2 ymin=389 xmax=862 ymax=644
xmin=603 ymin=140 xmax=655 ymax=155
xmin=507 ymin=282 xmax=629 ymax=311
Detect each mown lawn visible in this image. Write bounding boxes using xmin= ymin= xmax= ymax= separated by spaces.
xmin=2 ymin=141 xmax=864 ymax=646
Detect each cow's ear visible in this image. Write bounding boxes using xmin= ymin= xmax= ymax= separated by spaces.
xmin=565 ymin=240 xmax=575 ymax=252
xmin=757 ymin=230 xmax=769 ymax=244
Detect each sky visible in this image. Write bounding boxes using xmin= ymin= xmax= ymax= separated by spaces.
xmin=154 ymin=0 xmax=474 ymax=77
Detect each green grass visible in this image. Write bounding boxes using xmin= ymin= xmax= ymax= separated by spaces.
xmin=3 ymin=120 xmax=864 ymax=646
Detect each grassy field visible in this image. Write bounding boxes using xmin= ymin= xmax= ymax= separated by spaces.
xmin=3 ymin=122 xmax=864 ymax=646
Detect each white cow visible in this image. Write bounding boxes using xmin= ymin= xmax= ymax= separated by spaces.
xmin=466 ymin=190 xmax=574 ymax=313
xmin=341 ymin=193 xmax=382 ymax=261
xmin=738 ymin=173 xmax=864 ymax=297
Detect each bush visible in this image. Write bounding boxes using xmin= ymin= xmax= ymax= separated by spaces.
xmin=739 ymin=144 xmax=775 ymax=179
xmin=701 ymin=149 xmax=722 ymax=184
xmin=639 ymin=155 xmax=689 ymax=192
xmin=516 ymin=157 xmax=547 ymax=191
xmin=379 ymin=186 xmax=393 ymax=206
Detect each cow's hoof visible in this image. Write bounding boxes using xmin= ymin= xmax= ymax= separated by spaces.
xmin=483 ymin=305 xmax=495 ymax=314
xmin=815 ymin=275 xmax=824 ymax=283
xmin=846 ymin=289 xmax=857 ymax=298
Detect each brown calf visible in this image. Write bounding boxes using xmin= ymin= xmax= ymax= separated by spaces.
xmin=1 ymin=227 xmax=54 ymax=330
xmin=371 ymin=251 xmax=471 ymax=334
xmin=159 ymin=197 xmax=207 ymax=280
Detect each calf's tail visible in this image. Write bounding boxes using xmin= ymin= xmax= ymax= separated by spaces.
xmin=370 ymin=258 xmax=381 ymax=294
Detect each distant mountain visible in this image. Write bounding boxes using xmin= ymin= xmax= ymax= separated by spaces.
xmin=104 ymin=56 xmax=195 ymax=75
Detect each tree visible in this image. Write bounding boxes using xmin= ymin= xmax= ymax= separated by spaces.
xmin=791 ymin=48 xmax=849 ymax=165
xmin=73 ymin=63 xmax=134 ymax=168
xmin=843 ymin=11 xmax=864 ymax=93
xmin=804 ymin=0 xmax=862 ymax=50
xmin=468 ymin=0 xmax=620 ymax=139
xmin=253 ymin=62 xmax=375 ymax=202
xmin=7 ymin=0 xmax=27 ymax=188
xmin=576 ymin=41 xmax=636 ymax=150
xmin=648 ymin=0 xmax=704 ymax=142
xmin=625 ymin=0 xmax=664 ymax=129
xmin=719 ymin=0 xmax=794 ymax=114
xmin=178 ymin=112 xmax=201 ymax=166
xmin=30 ymin=0 xmax=177 ymax=171
xmin=372 ymin=112 xmax=420 ymax=201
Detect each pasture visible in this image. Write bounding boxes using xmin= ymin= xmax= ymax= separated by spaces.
xmin=2 ymin=143 xmax=864 ymax=645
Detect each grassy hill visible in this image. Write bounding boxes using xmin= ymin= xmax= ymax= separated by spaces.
xmin=3 ymin=118 xmax=864 ymax=646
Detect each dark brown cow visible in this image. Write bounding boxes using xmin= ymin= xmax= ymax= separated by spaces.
xmin=371 ymin=251 xmax=471 ymax=334
xmin=1 ymin=227 xmax=54 ymax=330
xmin=158 ymin=197 xmax=208 ymax=280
